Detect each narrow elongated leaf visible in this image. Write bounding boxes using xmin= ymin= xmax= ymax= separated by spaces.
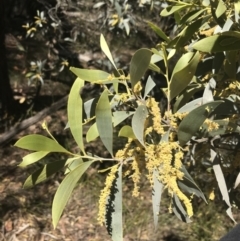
xmin=70 ymin=67 xmax=110 ymax=82
xmin=130 ymin=48 xmax=152 ymax=88
xmin=113 ymin=111 xmax=134 ymax=127
xmin=173 ymin=84 xmax=204 ymax=113
xmin=118 ymin=125 xmax=136 ymax=139
xmin=215 ymin=0 xmax=226 ymax=18
xmin=152 ymin=169 xmax=164 ymax=228
xmin=148 ymin=22 xmax=170 ymax=42
xmin=178 ymin=101 xmax=222 ymax=146
xmin=144 ymin=76 xmax=156 ymax=99
xmin=202 ymin=78 xmax=215 ymax=104
xmin=23 ymin=159 xmax=66 ymax=188
xmin=15 ymin=135 xmax=70 ymax=153
xmin=161 ymin=4 xmax=188 ymax=16
xmin=170 ymin=51 xmax=201 ymax=100
xmin=179 ymin=165 xmax=207 ymax=203
xmin=175 ymin=17 xmax=210 ymax=49
xmin=52 ymin=161 xmax=93 ymax=228
xmin=111 ymin=164 xmax=123 ymax=241
xmin=68 ymin=77 xmax=85 ymax=153
xmin=177 ymin=98 xmax=202 ymax=113
xmin=100 ymin=34 xmax=118 ymax=71
xmin=132 ymin=105 xmax=148 ymax=146
xmin=84 ymin=97 xmax=98 ymax=119
xmin=193 ymin=34 xmax=240 ymax=52
xmin=96 ymin=90 xmax=113 ymax=156
xmin=19 ymin=151 xmax=49 ymax=167
xmin=86 ymin=123 xmax=99 ymax=142
xmin=180 ymin=9 xmax=207 ymax=24
xmin=172 ymin=194 xmax=192 ymax=223
xmin=234 ymin=173 xmax=240 ymax=189
xmin=65 ymin=157 xmax=83 ymax=174
xmin=211 ymin=149 xmax=236 ymax=223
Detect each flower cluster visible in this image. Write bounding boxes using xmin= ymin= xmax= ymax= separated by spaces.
xmin=145 ymin=142 xmax=193 ymax=217
xmin=97 ymin=165 xmax=119 ymax=224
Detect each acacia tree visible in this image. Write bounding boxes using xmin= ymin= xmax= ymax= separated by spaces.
xmin=15 ymin=0 xmax=240 ymax=240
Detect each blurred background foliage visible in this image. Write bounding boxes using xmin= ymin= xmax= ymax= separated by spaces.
xmin=1 ymin=0 xmax=240 ymax=240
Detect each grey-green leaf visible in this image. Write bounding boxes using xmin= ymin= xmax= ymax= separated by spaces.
xmin=118 ymin=125 xmax=136 ymax=139
xmin=193 ymin=33 xmax=240 ymax=52
xmin=111 ymin=164 xmax=123 ymax=241
xmin=70 ymin=67 xmax=110 ymax=82
xmin=23 ymin=159 xmax=66 ymax=188
xmin=96 ymin=90 xmax=113 ymax=156
xmin=148 ymin=22 xmax=170 ymax=42
xmin=68 ymin=77 xmax=85 ymax=153
xmin=19 ymin=151 xmax=49 ymax=167
xmin=178 ymin=101 xmax=223 ymax=146
xmin=130 ymin=48 xmax=152 ymax=88
xmin=132 ymin=105 xmax=148 ymax=146
xmin=15 ymin=134 xmax=70 ymax=153
xmin=152 ymin=169 xmax=164 ymax=229
xmin=52 ymin=161 xmax=93 ymax=228
xmin=86 ymin=123 xmax=99 ymax=142
xmin=170 ymin=51 xmax=201 ymax=100
xmin=172 ymin=194 xmax=192 ymax=223
xmin=179 ymin=165 xmax=207 ymax=203
xmin=144 ymin=76 xmax=156 ymax=99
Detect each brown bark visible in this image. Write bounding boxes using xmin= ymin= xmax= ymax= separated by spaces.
xmin=0 ymin=0 xmax=15 ymax=113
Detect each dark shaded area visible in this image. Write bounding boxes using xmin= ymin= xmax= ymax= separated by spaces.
xmin=0 ymin=0 xmax=16 ymax=114
xmin=219 ymin=224 xmax=240 ymax=241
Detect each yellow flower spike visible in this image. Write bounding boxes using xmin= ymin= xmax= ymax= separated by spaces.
xmin=97 ymin=165 xmax=119 ymax=224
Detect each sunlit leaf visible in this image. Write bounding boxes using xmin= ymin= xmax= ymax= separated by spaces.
xmin=161 ymin=4 xmax=188 ymax=16
xmin=65 ymin=157 xmax=83 ymax=174
xmin=19 ymin=151 xmax=49 ymax=167
xmin=15 ymin=135 xmax=70 ymax=153
xmin=144 ymin=76 xmax=156 ymax=99
xmin=130 ymin=48 xmax=152 ymax=88
xmin=173 ymin=84 xmax=204 ymax=113
xmin=118 ymin=125 xmax=136 ymax=139
xmin=86 ymin=123 xmax=99 ymax=142
xmin=210 ymin=149 xmax=236 ymax=223
xmin=52 ymin=161 xmax=93 ymax=228
xmin=148 ymin=22 xmax=170 ymax=42
xmin=180 ymin=9 xmax=207 ymax=24
xmin=100 ymin=34 xmax=118 ymax=71
xmin=170 ymin=51 xmax=201 ymax=100
xmin=177 ymin=98 xmax=202 ymax=113
xmin=68 ymin=77 xmax=85 ymax=153
xmin=113 ymin=111 xmax=134 ymax=127
xmin=152 ymin=169 xmax=164 ymax=228
xmin=70 ymin=67 xmax=110 ymax=83
xmin=132 ymin=105 xmax=148 ymax=146
xmin=123 ymin=19 xmax=130 ymax=36
xmin=173 ymin=17 xmax=210 ymax=49
xmin=193 ymin=32 xmax=240 ymax=52
xmin=107 ymin=164 xmax=123 ymax=241
xmin=202 ymin=78 xmax=215 ymax=104
xmin=96 ymin=90 xmax=113 ymax=156
xmin=215 ymin=0 xmax=227 ymax=18
xmin=234 ymin=172 xmax=240 ymax=189
xmin=23 ymin=159 xmax=66 ymax=188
